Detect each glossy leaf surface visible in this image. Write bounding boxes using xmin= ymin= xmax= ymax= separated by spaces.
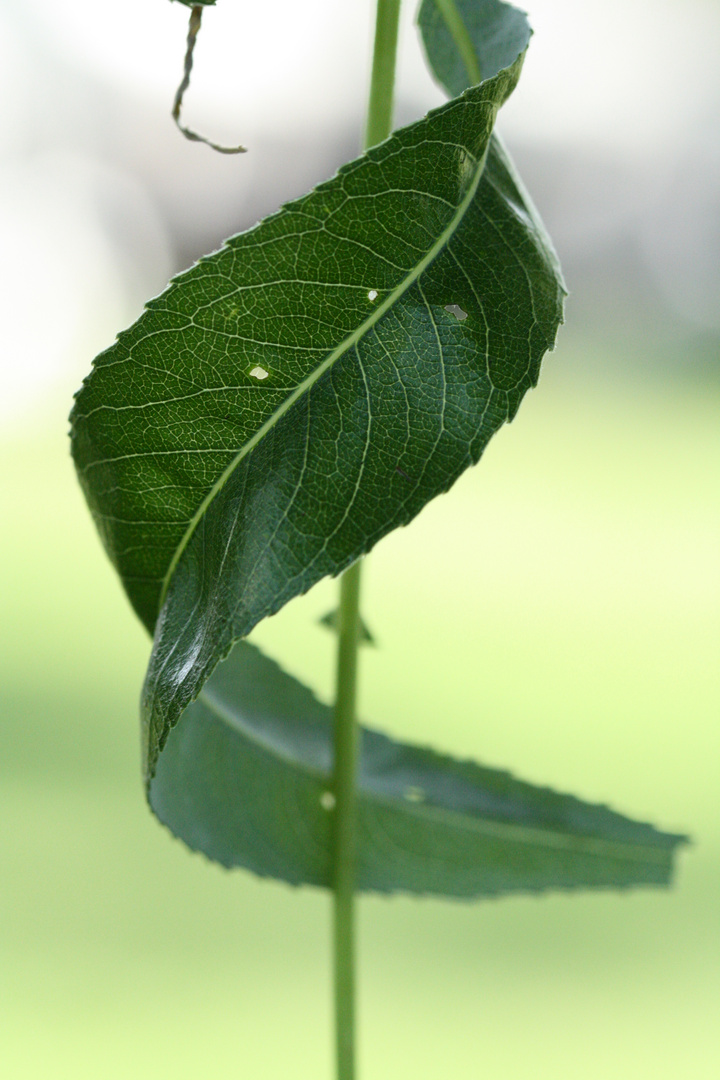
xmin=151 ymin=641 xmax=686 ymax=895
xmin=69 ymin=0 xmax=686 ymax=895
xmin=72 ymin=28 xmax=563 ymax=780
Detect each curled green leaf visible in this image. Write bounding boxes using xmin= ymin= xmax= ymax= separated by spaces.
xmin=72 ymin=49 xmax=564 ymax=788
xmin=419 ymin=0 xmax=533 ymax=97
xmin=68 ymin=0 xmax=686 ymax=900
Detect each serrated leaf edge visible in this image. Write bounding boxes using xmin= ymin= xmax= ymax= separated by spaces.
xmin=155 ymin=74 xmax=522 ymax=615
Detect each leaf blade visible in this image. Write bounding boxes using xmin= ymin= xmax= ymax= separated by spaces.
xmin=138 ymin=126 xmax=564 ymax=777
xmin=71 ymin=0 xmax=571 ymax=870
xmin=418 ymin=0 xmax=533 ymax=97
xmin=70 ymin=31 xmax=538 ymax=633
xmin=150 ymin=641 xmax=686 ymax=896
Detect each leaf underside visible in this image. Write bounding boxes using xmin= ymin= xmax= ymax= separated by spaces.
xmin=418 ymin=0 xmax=533 ymax=99
xmin=151 ymin=642 xmax=687 ymax=896
xmin=70 ymin=0 xmax=686 ymax=895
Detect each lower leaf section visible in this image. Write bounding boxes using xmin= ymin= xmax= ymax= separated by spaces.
xmin=149 ymin=641 xmax=686 ymax=897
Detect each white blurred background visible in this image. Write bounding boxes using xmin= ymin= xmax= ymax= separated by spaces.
xmin=1 ymin=0 xmax=719 ymax=432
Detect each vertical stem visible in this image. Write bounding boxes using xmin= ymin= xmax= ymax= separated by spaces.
xmin=332 ymin=7 xmax=402 ymax=1078
xmin=332 ymin=560 xmax=362 ymax=1080
xmin=365 ymin=0 xmax=403 ymax=150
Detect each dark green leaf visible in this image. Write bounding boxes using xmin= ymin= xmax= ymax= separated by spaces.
xmin=71 ymin=38 xmax=563 ymax=774
xmin=150 ymin=641 xmax=687 ymax=895
xmin=418 ymin=0 xmax=532 ymax=97
xmin=69 ymin=0 xmax=686 ymax=898
xmin=68 ymin=0 xmax=636 ymax=895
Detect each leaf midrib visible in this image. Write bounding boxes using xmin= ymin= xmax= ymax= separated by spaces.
xmin=198 ymin=687 xmax=673 ymax=867
xmin=156 ymin=113 xmax=493 ymax=614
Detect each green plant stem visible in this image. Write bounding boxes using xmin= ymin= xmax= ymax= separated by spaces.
xmin=332 ymin=559 xmax=362 ymax=1080
xmin=365 ymin=0 xmax=402 ymax=150
xmin=332 ymin=8 xmax=402 ymax=1078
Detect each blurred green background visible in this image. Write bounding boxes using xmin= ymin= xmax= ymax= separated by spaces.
xmin=1 ymin=0 xmax=718 ymax=1077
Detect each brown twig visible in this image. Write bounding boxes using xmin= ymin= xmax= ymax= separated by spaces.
xmin=171 ymin=6 xmax=247 ymax=154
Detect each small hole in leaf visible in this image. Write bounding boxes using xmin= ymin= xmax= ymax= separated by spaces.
xmin=249 ymin=366 xmax=269 ymax=380
xmin=320 ymin=791 xmax=336 ymax=811
xmin=445 ymin=304 xmax=468 ymax=321
xmin=404 ymin=786 xmax=425 ymax=803
xmin=368 ymin=289 xmax=378 ymax=301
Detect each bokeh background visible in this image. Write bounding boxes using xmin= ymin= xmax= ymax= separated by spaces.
xmin=1 ymin=0 xmax=718 ymax=1076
